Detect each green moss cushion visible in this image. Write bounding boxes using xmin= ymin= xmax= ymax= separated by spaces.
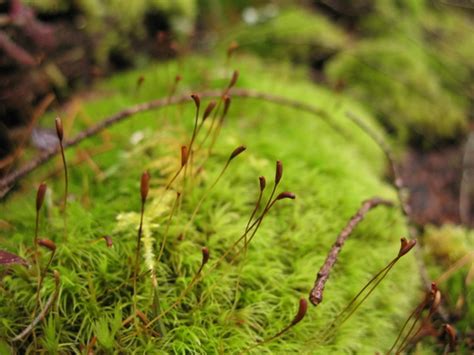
xmin=0 ymin=55 xmax=419 ymax=353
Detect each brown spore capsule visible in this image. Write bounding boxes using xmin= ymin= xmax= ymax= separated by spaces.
xmin=38 ymin=238 xmax=56 ymax=252
xmin=203 ymin=101 xmax=217 ymax=121
xmin=103 ymin=235 xmax=113 ymax=248
xmin=181 ymin=145 xmax=189 ymax=167
xmin=191 ymin=94 xmax=200 ymax=111
xmin=55 ymin=117 xmax=63 ymax=142
xmin=201 ymin=247 xmax=210 ymax=266
xmin=259 ymin=176 xmax=266 ymax=191
xmin=222 ymin=95 xmax=231 ymax=117
xmin=227 ymin=41 xmax=239 ymax=59
xmin=291 ymin=298 xmax=308 ymax=326
xmin=398 ymin=237 xmax=416 ymax=257
xmin=228 ymin=70 xmax=239 ymax=89
xmin=275 ymin=161 xmax=283 ymax=184
xmin=276 ymin=192 xmax=296 ymax=200
xmin=36 ymin=182 xmax=47 ymax=212
xmin=229 ymin=145 xmax=246 ymax=161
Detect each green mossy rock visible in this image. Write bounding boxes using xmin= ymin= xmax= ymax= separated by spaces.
xmin=0 ymin=55 xmax=419 ymax=353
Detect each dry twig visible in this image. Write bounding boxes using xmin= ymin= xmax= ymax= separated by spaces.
xmin=0 ymin=89 xmax=339 ymax=196
xmin=309 ymin=197 xmax=393 ymax=306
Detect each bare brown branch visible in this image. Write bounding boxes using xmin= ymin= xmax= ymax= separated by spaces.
xmin=0 ymin=89 xmax=339 ymax=197
xmin=309 ymin=197 xmax=393 ymax=306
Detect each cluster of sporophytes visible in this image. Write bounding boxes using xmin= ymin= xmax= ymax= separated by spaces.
xmin=1 ymin=54 xmax=428 ymax=353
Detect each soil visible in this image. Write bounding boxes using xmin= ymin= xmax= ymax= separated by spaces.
xmin=400 ymin=139 xmax=472 ymax=228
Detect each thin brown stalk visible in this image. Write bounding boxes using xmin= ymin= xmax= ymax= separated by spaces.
xmin=396 ymin=285 xmax=441 ymax=353
xmin=198 ymin=191 xmax=296 ymax=308
xmin=145 ymin=247 xmax=209 ymax=329
xmin=232 ymin=176 xmax=267 ymax=309
xmin=180 ymin=145 xmax=246 ymax=238
xmin=132 ymin=171 xmax=150 ymax=327
xmin=55 ymin=117 xmax=68 ymax=240
xmin=156 ymin=191 xmax=180 ymax=264
xmin=309 ymin=197 xmax=394 ymax=306
xmin=197 ymin=71 xmax=238 ymax=153
xmin=167 ymin=75 xmax=182 ymax=104
xmin=32 ymin=183 xmax=47 ymax=316
xmin=34 ymin=239 xmax=56 ymax=316
xmin=239 ymin=298 xmax=308 ymax=354
xmin=387 ymin=296 xmax=429 ymax=354
xmin=14 ymin=270 xmax=60 ymax=341
xmin=208 ymin=95 xmax=231 ymax=155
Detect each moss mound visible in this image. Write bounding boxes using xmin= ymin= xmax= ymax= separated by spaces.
xmin=325 ymin=38 xmax=468 ymax=147
xmin=325 ymin=0 xmax=473 ymax=148
xmin=0 ymin=55 xmax=419 ymax=353
xmin=224 ymin=7 xmax=348 ymax=64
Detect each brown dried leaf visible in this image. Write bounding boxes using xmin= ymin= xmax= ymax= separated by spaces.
xmin=0 ymin=250 xmax=27 ymax=266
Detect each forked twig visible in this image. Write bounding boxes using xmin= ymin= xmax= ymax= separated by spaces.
xmin=309 ymin=197 xmax=394 ymax=306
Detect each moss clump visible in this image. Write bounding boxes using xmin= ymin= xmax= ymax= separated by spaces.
xmin=422 ymin=224 xmax=474 ymax=352
xmin=25 ymin=0 xmax=197 ymax=66
xmin=325 ymin=38 xmax=468 ymax=147
xmin=224 ymin=7 xmax=348 ymax=64
xmin=328 ymin=0 xmax=473 ymax=147
xmin=423 ymin=224 xmax=473 ymax=265
xmin=0 ymin=54 xmax=418 ymax=353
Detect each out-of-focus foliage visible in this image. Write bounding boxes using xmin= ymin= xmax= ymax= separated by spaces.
xmin=325 ymin=0 xmax=473 ymax=147
xmin=325 ymin=38 xmax=467 ymax=146
xmin=25 ymin=0 xmax=197 ymax=65
xmin=222 ymin=7 xmax=348 ymax=63
xmin=423 ymin=224 xmax=473 ymax=264
xmin=422 ymin=224 xmax=474 ymax=352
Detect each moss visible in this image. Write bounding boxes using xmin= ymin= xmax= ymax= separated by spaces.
xmin=342 ymin=0 xmax=473 ymax=147
xmin=423 ymin=224 xmax=473 ymax=265
xmin=25 ymin=0 xmax=197 ymax=65
xmin=422 ymin=225 xmax=474 ymax=352
xmin=0 ymin=54 xmax=419 ymax=352
xmin=223 ymin=7 xmax=348 ymax=64
xmin=325 ymin=38 xmax=468 ymax=147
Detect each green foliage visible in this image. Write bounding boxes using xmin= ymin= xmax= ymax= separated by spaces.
xmin=94 ymin=307 xmax=122 ymax=350
xmin=325 ymin=38 xmax=468 ymax=146
xmin=423 ymin=224 xmax=473 ymax=265
xmin=326 ymin=0 xmax=473 ymax=147
xmin=422 ymin=224 xmax=474 ymax=351
xmin=41 ymin=317 xmax=60 ymax=353
xmin=0 ymin=54 xmax=419 ymax=352
xmin=25 ymin=0 xmax=197 ymax=66
xmin=226 ymin=7 xmax=348 ymax=63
